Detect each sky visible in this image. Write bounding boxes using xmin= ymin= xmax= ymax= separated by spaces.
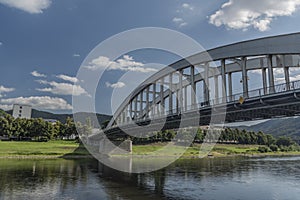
xmin=1 ymin=0 xmax=300 ymax=114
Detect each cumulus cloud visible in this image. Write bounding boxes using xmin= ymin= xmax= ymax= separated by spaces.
xmin=0 ymin=0 xmax=52 ymax=14
xmin=31 ymin=70 xmax=46 ymax=78
xmin=209 ymin=0 xmax=300 ymax=31
xmin=105 ymin=82 xmax=126 ymax=89
xmin=172 ymin=17 xmax=188 ymax=27
xmin=182 ymin=3 xmax=194 ymax=11
xmin=0 ymin=96 xmax=72 ymax=110
xmin=0 ymin=85 xmax=15 ymax=97
xmin=84 ymin=55 xmax=157 ymax=73
xmin=36 ymin=80 xmax=89 ymax=96
xmin=0 ymin=104 xmax=12 ymax=110
xmin=56 ymin=74 xmax=79 ymax=83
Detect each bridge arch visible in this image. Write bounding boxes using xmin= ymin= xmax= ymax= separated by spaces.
xmin=107 ymin=32 xmax=300 ymax=129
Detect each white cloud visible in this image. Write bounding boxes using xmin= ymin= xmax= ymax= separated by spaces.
xmin=173 ymin=17 xmax=188 ymax=27
xmin=173 ymin=17 xmax=184 ymax=23
xmin=84 ymin=55 xmax=157 ymax=73
xmin=182 ymin=3 xmax=194 ymax=11
xmin=0 ymin=96 xmax=72 ymax=110
xmin=0 ymin=0 xmax=52 ymax=14
xmin=0 ymin=104 xmax=12 ymax=111
xmin=56 ymin=74 xmax=79 ymax=83
xmin=0 ymin=85 xmax=15 ymax=98
xmin=36 ymin=80 xmax=89 ymax=96
xmin=31 ymin=70 xmax=46 ymax=78
xmin=105 ymin=82 xmax=126 ymax=89
xmin=0 ymin=85 xmax=15 ymax=93
xmin=73 ymin=54 xmax=80 ymax=57
xmin=0 ymin=42 xmax=2 ymax=46
xmin=209 ymin=0 xmax=300 ymax=31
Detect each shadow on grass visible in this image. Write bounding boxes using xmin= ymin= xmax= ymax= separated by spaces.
xmin=61 ymin=142 xmax=92 ymax=159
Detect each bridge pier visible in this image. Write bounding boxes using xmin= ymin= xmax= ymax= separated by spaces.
xmin=99 ymin=138 xmax=132 ymax=155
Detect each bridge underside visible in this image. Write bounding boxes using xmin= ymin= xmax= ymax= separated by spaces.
xmin=104 ymin=90 xmax=300 ymax=139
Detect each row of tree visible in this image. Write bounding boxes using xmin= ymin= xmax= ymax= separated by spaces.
xmin=0 ymin=114 xmax=87 ymax=141
xmin=0 ymin=113 xmax=298 ymax=151
xmin=131 ymin=127 xmax=298 ymax=149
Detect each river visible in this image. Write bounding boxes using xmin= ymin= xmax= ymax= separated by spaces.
xmin=0 ymin=156 xmax=299 ymax=200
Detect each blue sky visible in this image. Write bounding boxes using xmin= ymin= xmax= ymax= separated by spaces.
xmin=1 ymin=0 xmax=300 ymax=114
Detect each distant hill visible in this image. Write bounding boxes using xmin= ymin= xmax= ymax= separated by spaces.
xmin=235 ymin=117 xmax=300 ymax=139
xmin=0 ymin=109 xmax=7 ymax=117
xmin=6 ymin=109 xmax=112 ymax=128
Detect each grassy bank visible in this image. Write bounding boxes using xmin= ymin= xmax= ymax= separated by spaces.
xmin=132 ymin=143 xmax=300 ymax=158
xmin=1 ymin=141 xmax=299 ymax=159
xmin=0 ymin=140 xmax=90 ymax=158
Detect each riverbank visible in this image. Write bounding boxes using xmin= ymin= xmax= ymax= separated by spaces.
xmin=0 ymin=140 xmax=91 ymax=159
xmin=132 ymin=143 xmax=300 ymax=158
xmin=1 ymin=141 xmax=300 ymax=159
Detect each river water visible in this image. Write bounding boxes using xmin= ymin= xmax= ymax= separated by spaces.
xmin=0 ymin=156 xmax=299 ymax=200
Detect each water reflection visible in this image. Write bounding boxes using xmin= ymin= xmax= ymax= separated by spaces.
xmin=0 ymin=156 xmax=300 ymax=200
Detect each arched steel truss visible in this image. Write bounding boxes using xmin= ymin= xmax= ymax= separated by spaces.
xmin=106 ymin=33 xmax=300 ymax=129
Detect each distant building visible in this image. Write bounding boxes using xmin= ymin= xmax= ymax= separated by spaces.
xmin=44 ymin=119 xmax=58 ymax=124
xmin=12 ymin=104 xmax=32 ymax=119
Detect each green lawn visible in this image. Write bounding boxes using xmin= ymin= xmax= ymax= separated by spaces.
xmin=0 ymin=140 xmax=90 ymax=157
xmin=132 ymin=143 xmax=300 ymax=157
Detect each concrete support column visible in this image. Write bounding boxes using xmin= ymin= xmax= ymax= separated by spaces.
xmin=179 ymin=70 xmax=183 ymax=113
xmin=214 ymin=75 xmax=219 ymax=104
xmin=228 ymin=72 xmax=233 ymax=101
xmin=267 ymin=55 xmax=275 ymax=94
xmin=221 ymin=59 xmax=227 ymax=103
xmin=283 ymin=55 xmax=290 ymax=90
xmin=160 ymin=78 xmax=165 ymax=115
xmin=191 ymin=66 xmax=196 ymax=109
xmin=241 ymin=57 xmax=249 ymax=98
xmin=204 ymin=63 xmax=210 ymax=105
xmin=169 ymin=73 xmax=173 ymax=114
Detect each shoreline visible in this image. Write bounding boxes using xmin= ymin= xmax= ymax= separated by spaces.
xmin=0 ymin=141 xmax=299 ymax=160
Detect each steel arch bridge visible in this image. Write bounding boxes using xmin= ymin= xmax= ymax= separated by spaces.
xmin=103 ymin=32 xmax=300 ymax=138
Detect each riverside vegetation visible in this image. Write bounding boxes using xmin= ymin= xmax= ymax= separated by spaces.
xmin=0 ymin=113 xmax=299 ymax=158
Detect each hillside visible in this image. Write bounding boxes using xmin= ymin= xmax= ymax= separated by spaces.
xmin=0 ymin=109 xmax=7 ymax=117
xmin=6 ymin=109 xmax=112 ymax=128
xmin=236 ymin=117 xmax=300 ymax=139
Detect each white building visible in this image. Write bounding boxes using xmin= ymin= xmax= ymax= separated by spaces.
xmin=12 ymin=104 xmax=32 ymax=119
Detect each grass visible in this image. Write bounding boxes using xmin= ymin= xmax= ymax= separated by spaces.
xmin=132 ymin=143 xmax=300 ymax=158
xmin=0 ymin=140 xmax=90 ymax=158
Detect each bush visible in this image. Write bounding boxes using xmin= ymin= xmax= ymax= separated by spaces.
xmin=258 ymin=146 xmax=271 ymax=153
xmin=269 ymin=144 xmax=279 ymax=152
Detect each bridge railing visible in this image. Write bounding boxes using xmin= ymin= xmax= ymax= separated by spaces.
xmin=114 ymin=79 xmax=300 ymax=126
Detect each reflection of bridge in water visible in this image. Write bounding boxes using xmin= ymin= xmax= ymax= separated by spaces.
xmin=101 ymin=33 xmax=300 ymax=138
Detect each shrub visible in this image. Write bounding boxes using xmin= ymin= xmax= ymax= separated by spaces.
xmin=258 ymin=146 xmax=270 ymax=153
xmin=269 ymin=144 xmax=279 ymax=152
